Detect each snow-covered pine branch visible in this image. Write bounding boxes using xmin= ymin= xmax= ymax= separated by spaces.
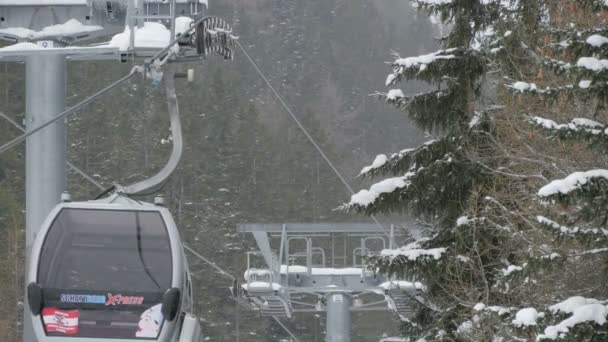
xmin=539 ymin=55 xmax=608 ymax=76
xmin=386 ymin=48 xmax=485 ymax=86
xmin=468 ymin=297 xmax=608 ymax=341
xmin=377 ymin=88 xmax=470 ymax=132
xmin=550 ymin=33 xmax=608 ymax=56
xmin=547 ymin=24 xmax=608 ymax=41
xmin=528 ymin=116 xmax=608 ymax=148
xmin=342 ymin=172 xmax=415 ymax=210
xmin=537 ymin=216 xmax=608 ymax=242
xmin=541 ymin=57 xmax=574 ymax=74
xmin=343 ymin=153 xmax=480 ymax=219
xmin=537 ymin=176 xmax=608 ymax=235
xmin=367 ymin=238 xmax=447 ymax=280
xmin=538 ymin=169 xmax=608 ymax=201
xmin=508 ymin=80 xmax=594 ymax=94
xmin=537 ymin=296 xmax=608 ymax=341
xmin=412 ymin=0 xmax=520 ymax=23
xmin=508 ymin=78 xmax=608 ymax=99
xmin=357 ymin=138 xmax=447 ymax=178
xmin=381 ymin=240 xmax=447 ymax=261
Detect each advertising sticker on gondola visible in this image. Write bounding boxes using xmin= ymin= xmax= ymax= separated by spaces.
xmin=57 ymin=292 xmax=146 ymax=306
xmin=105 ymin=293 xmax=145 ymax=306
xmin=42 ymin=308 xmax=79 ymax=335
xmin=60 ymin=293 xmax=105 ymax=304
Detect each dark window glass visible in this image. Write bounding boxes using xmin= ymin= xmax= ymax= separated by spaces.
xmin=37 ymin=208 xmax=173 ymax=339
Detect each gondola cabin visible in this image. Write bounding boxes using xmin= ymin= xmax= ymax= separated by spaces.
xmin=26 ymin=195 xmax=201 ymax=342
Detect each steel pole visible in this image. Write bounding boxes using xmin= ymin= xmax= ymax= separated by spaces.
xmin=23 ymin=54 xmax=67 ymax=342
xmin=325 ymin=292 xmax=351 ymax=342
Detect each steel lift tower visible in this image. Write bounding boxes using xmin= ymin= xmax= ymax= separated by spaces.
xmin=237 ymin=223 xmax=423 ymax=342
xmin=0 ymin=1 xmax=236 ymax=341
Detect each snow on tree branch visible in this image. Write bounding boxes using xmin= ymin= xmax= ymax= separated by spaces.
xmin=586 ymin=34 xmax=608 ymax=47
xmin=548 ymin=25 xmax=608 ymax=40
xmin=512 ymin=307 xmax=543 ymax=328
xmin=542 ymin=57 xmax=574 ymax=73
xmin=473 ymin=303 xmax=514 ymax=316
xmin=376 ymin=87 xmax=470 ymax=132
xmin=344 ymin=152 xmax=477 ymax=219
xmin=357 ymin=138 xmax=442 ymax=178
xmin=394 ymin=48 xmax=456 ymax=70
xmin=549 ymin=297 xmax=603 ymax=315
xmin=501 ymin=264 xmax=524 ymax=277
xmin=412 ymin=0 xmax=519 ymax=17
xmin=510 ymin=81 xmax=538 ymax=93
xmin=530 ymin=116 xmax=606 ymax=134
xmin=385 ymin=48 xmax=457 ymax=86
xmin=577 ymin=56 xmax=608 ymax=71
xmin=366 ymin=238 xmax=448 ymax=281
xmin=343 ymin=172 xmax=414 ymax=208
xmin=380 ymin=239 xmax=447 ymax=261
xmin=385 ymin=48 xmax=487 ymax=86
xmin=537 ymin=216 xmax=608 ymax=238
xmin=372 ymin=239 xmax=447 ymax=276
xmin=529 ymin=116 xmax=608 ymax=149
xmin=538 ymin=169 xmax=608 ymax=198
xmin=507 ymin=80 xmax=604 ymax=97
xmin=549 ymin=33 xmax=608 ymax=56
xmin=386 ymin=89 xmax=405 ymax=101
xmin=359 ymin=154 xmax=388 ymax=176
xmin=535 ymin=55 xmax=608 ymax=78
xmin=575 ymin=247 xmax=608 ymax=256
xmin=538 ymin=298 xmax=608 ymax=340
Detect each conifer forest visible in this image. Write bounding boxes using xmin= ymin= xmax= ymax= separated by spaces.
xmin=2 ymin=0 xmax=608 ymax=341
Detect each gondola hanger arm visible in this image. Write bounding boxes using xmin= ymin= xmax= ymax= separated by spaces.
xmin=120 ymin=66 xmax=183 ymax=196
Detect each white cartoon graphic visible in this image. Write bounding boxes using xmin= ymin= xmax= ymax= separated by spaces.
xmin=136 ymin=304 xmax=163 ymax=338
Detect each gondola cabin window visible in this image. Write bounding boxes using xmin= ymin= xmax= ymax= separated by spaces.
xmin=37 ymin=208 xmax=173 ymax=339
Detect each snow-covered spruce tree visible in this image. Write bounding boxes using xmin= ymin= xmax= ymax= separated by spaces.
xmin=499 ymin=1 xmax=608 ymax=340
xmin=340 ymin=0 xmax=541 ymax=340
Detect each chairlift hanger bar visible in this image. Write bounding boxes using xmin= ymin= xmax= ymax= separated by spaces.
xmin=119 ymin=66 xmax=182 ymax=195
